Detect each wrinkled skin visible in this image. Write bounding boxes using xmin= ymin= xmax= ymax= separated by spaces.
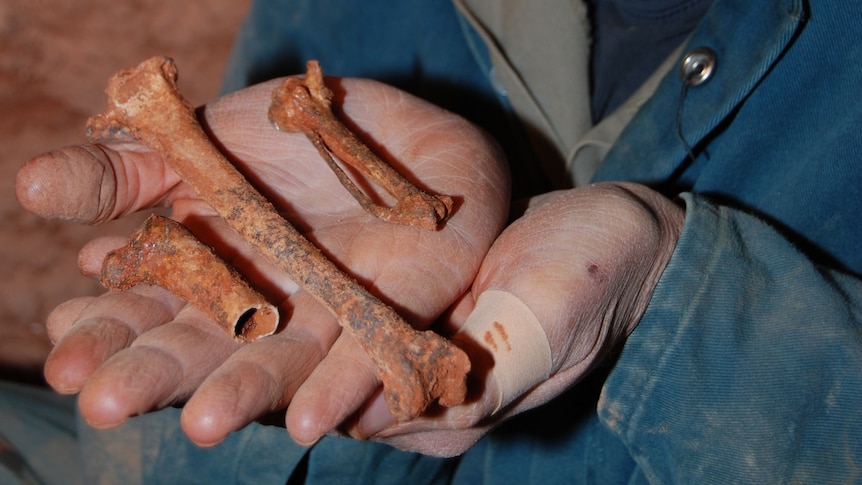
xmin=16 ymin=76 xmax=683 ymax=458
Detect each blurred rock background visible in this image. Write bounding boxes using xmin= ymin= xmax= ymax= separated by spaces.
xmin=0 ymin=0 xmax=250 ymax=380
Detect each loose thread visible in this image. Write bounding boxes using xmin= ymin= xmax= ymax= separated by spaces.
xmin=675 ymin=79 xmax=698 ymax=164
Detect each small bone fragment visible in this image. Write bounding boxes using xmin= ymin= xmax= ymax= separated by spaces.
xmin=268 ymin=60 xmax=454 ymax=231
xmin=101 ymin=214 xmax=278 ymax=343
xmin=87 ymin=56 xmax=470 ymax=421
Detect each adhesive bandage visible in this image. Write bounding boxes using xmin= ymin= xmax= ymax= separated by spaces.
xmin=457 ymin=289 xmax=552 ymax=413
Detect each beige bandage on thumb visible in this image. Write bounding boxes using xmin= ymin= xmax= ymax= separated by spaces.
xmin=456 ymin=290 xmax=552 ymax=413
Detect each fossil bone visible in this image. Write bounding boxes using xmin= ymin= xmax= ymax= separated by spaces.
xmin=101 ymin=214 xmax=278 ymax=343
xmin=268 ymin=60 xmax=454 ymax=231
xmin=87 ymin=56 xmax=470 ymax=421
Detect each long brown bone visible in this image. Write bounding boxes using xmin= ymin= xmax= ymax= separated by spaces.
xmin=86 ymin=56 xmax=470 ymax=421
xmin=268 ymin=61 xmax=454 ymax=231
xmin=101 ymin=214 xmax=278 ymax=343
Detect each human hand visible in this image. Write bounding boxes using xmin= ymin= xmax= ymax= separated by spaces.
xmin=16 ymin=76 xmax=509 ymax=445
xmin=345 ymin=182 xmax=685 ymax=456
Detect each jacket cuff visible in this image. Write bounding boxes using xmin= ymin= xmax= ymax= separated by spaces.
xmin=598 ymin=193 xmax=862 ymax=482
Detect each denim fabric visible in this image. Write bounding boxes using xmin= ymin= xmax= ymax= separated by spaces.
xmin=451 ymin=371 xmax=643 ymax=485
xmin=221 ymin=0 xmax=492 ymax=99
xmin=593 ymin=0 xmax=862 ymax=274
xmin=302 ymin=435 xmax=451 ymax=485
xmin=71 ymin=373 xmax=640 ymax=484
xmin=76 ymin=406 xmax=308 ymax=484
xmin=74 ymin=405 xmax=453 ymax=484
xmin=599 ymin=194 xmax=862 ymax=483
xmin=592 ymin=0 xmax=862 ymax=481
xmin=0 ymin=381 xmax=82 ymax=485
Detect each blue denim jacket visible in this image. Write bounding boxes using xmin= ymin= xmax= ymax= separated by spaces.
xmin=591 ymin=0 xmax=862 ymax=482
xmin=21 ymin=0 xmax=857 ymax=483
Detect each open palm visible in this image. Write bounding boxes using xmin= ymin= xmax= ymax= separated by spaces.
xmin=18 ymin=75 xmax=509 ymax=446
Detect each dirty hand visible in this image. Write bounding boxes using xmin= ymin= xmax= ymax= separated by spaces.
xmin=16 ymin=77 xmax=509 ymax=446
xmin=345 ymin=182 xmax=685 ymax=456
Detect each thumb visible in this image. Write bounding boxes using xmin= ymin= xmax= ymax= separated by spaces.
xmin=17 ymin=145 xmax=117 ymax=223
xmin=16 ymin=143 xmax=182 ymax=224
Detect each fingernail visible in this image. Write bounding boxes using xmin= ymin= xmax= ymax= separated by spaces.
xmin=358 ymin=392 xmax=395 ymax=438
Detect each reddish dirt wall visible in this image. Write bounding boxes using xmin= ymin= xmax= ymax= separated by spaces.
xmin=0 ymin=0 xmax=250 ymax=377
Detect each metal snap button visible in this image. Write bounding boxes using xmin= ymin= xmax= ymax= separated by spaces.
xmin=679 ymin=47 xmax=716 ymax=86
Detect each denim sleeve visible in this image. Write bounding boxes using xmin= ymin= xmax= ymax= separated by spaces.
xmin=0 ymin=381 xmax=82 ymax=485
xmin=598 ymin=193 xmax=862 ymax=483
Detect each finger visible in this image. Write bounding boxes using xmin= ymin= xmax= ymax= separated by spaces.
xmin=45 ymin=297 xmax=96 ymax=344
xmin=78 ymin=235 xmax=129 ymax=278
xmin=180 ymin=336 xmax=321 ymax=447
xmin=78 ymin=305 xmax=239 ymax=429
xmin=16 ymin=145 xmax=117 ymax=223
xmin=16 ymin=143 xmax=183 ymax=224
xmin=181 ymin=292 xmax=338 ymax=446
xmin=43 ymin=287 xmax=183 ymax=394
xmin=285 ymin=332 xmax=380 ymax=446
xmin=348 ymin=383 xmax=496 ymax=457
xmin=348 ymin=341 xmax=500 ymax=439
